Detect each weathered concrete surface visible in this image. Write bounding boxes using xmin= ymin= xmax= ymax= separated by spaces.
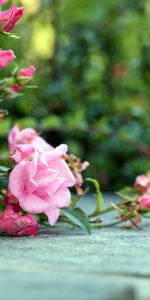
xmin=0 ymin=196 xmax=150 ymax=300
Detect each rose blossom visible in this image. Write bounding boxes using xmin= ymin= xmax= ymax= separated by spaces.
xmin=139 ymin=193 xmax=150 ymax=209
xmin=9 ymin=144 xmax=76 ymax=225
xmin=0 ymin=205 xmax=39 ymax=236
xmin=0 ymin=0 xmax=8 ymax=4
xmin=8 ymin=124 xmax=52 ymax=155
xmin=0 ymin=50 xmax=16 ymax=68
xmin=0 ymin=4 xmax=24 ymax=32
xmin=134 ymin=175 xmax=150 ymax=193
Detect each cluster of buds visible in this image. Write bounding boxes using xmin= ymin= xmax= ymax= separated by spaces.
xmin=0 ymin=66 xmax=36 ymax=99
xmin=113 ymin=174 xmax=150 ymax=229
xmin=117 ymin=201 xmax=142 ymax=229
xmin=65 ymin=154 xmax=89 ymax=196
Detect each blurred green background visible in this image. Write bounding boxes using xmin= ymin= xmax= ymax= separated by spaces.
xmin=1 ymin=0 xmax=150 ymax=190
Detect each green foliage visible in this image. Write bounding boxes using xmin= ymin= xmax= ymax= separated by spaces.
xmin=0 ymin=158 xmax=12 ymax=190
xmin=1 ymin=0 xmax=150 ymax=190
xmin=61 ymin=207 xmax=91 ymax=234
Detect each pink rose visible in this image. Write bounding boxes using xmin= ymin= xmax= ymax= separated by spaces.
xmin=0 ymin=50 xmax=16 ymax=68
xmin=0 ymin=4 xmax=24 ymax=32
xmin=8 ymin=124 xmax=52 ymax=155
xmin=139 ymin=193 xmax=150 ymax=209
xmin=0 ymin=205 xmax=39 ymax=236
xmin=9 ymin=145 xmax=76 ymax=225
xmin=134 ymin=175 xmax=150 ymax=193
xmin=0 ymin=0 xmax=8 ymax=5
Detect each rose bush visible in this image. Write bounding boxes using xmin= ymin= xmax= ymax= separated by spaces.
xmin=2 ymin=0 xmax=150 ymax=237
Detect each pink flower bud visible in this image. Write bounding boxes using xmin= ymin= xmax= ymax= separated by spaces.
xmin=19 ymin=66 xmax=36 ymax=78
xmin=9 ymin=66 xmax=36 ymax=94
xmin=0 ymin=4 xmax=24 ymax=32
xmin=0 ymin=50 xmax=16 ymax=68
xmin=134 ymin=175 xmax=150 ymax=193
xmin=10 ymin=84 xmax=22 ymax=92
xmin=139 ymin=193 xmax=150 ymax=209
xmin=0 ymin=205 xmax=40 ymax=236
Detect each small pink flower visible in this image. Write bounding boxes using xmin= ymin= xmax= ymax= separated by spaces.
xmin=134 ymin=175 xmax=150 ymax=193
xmin=0 ymin=4 xmax=24 ymax=32
xmin=0 ymin=0 xmax=8 ymax=5
xmin=0 ymin=50 xmax=16 ymax=68
xmin=9 ymin=145 xmax=76 ymax=225
xmin=0 ymin=205 xmax=40 ymax=236
xmin=139 ymin=193 xmax=150 ymax=209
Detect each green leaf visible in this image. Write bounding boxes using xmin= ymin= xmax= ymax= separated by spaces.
xmin=0 ymin=30 xmax=20 ymax=39
xmin=86 ymin=178 xmax=104 ymax=217
xmin=25 ymin=85 xmax=37 ymax=89
xmin=0 ymin=177 xmax=8 ymax=189
xmin=116 ymin=187 xmax=138 ymax=202
xmin=61 ymin=207 xmax=91 ymax=234
xmin=0 ymin=158 xmax=12 ymax=176
xmin=0 ymin=166 xmax=10 ymax=173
